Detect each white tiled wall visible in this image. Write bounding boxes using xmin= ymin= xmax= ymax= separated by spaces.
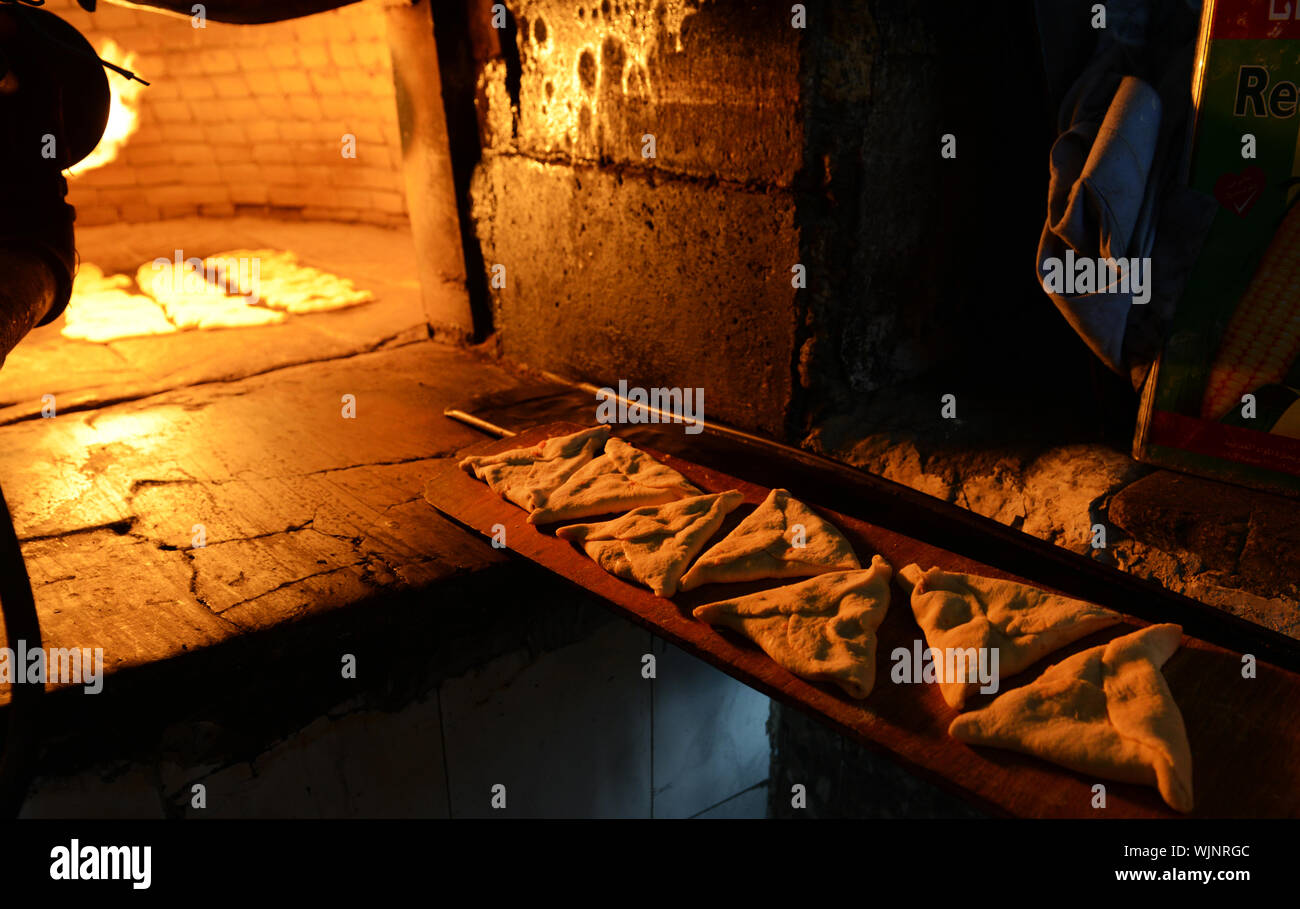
xmin=21 ymin=617 xmax=772 ymax=819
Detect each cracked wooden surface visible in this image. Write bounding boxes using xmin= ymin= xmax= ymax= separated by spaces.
xmin=0 ymin=219 xmax=529 ymax=702
xmin=0 ymin=341 xmax=525 ymax=698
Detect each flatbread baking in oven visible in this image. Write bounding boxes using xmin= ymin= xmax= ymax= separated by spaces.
xmin=678 ymin=487 xmax=859 ymax=591
xmin=898 ymin=563 xmax=1121 ymax=710
xmin=203 ymin=249 xmax=374 ymax=313
xmin=555 ymin=490 xmax=744 ymax=597
xmin=528 ymin=437 xmax=702 ymax=524
xmin=948 ymin=623 xmax=1193 ymax=813
xmin=458 ymin=426 xmax=611 ymax=511
xmin=692 ymin=556 xmax=893 ymax=699
xmin=135 ymin=261 xmax=286 ymax=330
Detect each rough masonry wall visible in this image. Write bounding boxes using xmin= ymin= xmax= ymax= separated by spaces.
xmin=472 ymin=0 xmax=802 ymax=437
xmin=49 ymin=0 xmax=408 ymax=227
xmin=470 ymin=1 xmax=1045 ymax=438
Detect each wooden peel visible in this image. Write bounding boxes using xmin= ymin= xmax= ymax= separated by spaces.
xmin=446 ymin=391 xmax=1300 ymax=676
xmin=425 ymin=422 xmax=1300 ymax=818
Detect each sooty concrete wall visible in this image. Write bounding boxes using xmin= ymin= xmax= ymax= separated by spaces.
xmin=470 ymin=0 xmax=1044 ymax=438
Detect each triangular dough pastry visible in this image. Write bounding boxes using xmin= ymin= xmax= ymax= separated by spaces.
xmin=528 ymin=438 xmax=702 ymax=524
xmin=692 ymin=557 xmax=893 ymax=699
xmin=555 ymin=491 xmax=744 ymax=597
xmin=898 ymin=564 xmax=1120 ymax=710
xmin=949 ymin=623 xmax=1193 ymax=813
xmin=678 ymin=488 xmax=859 ymax=591
xmin=458 ymin=426 xmax=610 ymax=511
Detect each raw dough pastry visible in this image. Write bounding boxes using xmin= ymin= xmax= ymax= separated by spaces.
xmin=678 ymin=487 xmax=859 ymax=591
xmin=458 ymin=426 xmax=611 ymax=511
xmin=898 ymin=563 xmax=1120 ymax=709
xmin=528 ymin=438 xmax=702 ymax=524
xmin=555 ymin=491 xmax=744 ymax=597
xmin=692 ymin=556 xmax=893 ymax=699
xmin=949 ymin=623 xmax=1193 ymax=813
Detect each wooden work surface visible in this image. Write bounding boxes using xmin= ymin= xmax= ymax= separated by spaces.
xmin=425 ymin=423 xmax=1300 ymax=818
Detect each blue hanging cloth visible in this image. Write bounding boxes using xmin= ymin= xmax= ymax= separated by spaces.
xmin=1034 ymin=0 xmax=1219 ymax=388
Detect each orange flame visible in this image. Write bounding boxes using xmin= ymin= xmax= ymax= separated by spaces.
xmin=70 ymin=40 xmax=145 ymax=175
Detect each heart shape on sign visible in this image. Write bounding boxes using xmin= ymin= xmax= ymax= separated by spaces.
xmin=1214 ymin=166 xmax=1267 ymax=216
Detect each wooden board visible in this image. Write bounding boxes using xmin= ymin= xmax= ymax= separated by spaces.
xmin=425 ymin=423 xmax=1300 ymax=818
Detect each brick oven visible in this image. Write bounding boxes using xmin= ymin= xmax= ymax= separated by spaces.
xmin=57 ymin=0 xmax=408 ymax=228
xmin=0 ymin=0 xmax=1296 ymax=832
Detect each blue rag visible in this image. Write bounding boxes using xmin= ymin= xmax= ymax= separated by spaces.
xmin=1034 ymin=0 xmax=1218 ymax=387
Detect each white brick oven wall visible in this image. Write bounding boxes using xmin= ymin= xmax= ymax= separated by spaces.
xmin=46 ymin=0 xmax=408 ymax=228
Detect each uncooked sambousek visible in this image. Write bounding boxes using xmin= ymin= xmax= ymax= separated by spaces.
xmin=678 ymin=488 xmax=859 ymax=590
xmin=528 ymin=438 xmax=701 ymax=524
xmin=949 ymin=623 xmax=1193 ymax=813
xmin=458 ymin=426 xmax=611 ymax=511
xmin=555 ymin=491 xmax=744 ymax=597
xmin=692 ymin=557 xmax=893 ymax=699
xmin=898 ymin=564 xmax=1120 ymax=709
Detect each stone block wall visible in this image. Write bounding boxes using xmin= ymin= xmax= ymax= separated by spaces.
xmin=469 ymin=0 xmax=1047 ymax=438
xmin=472 ymin=0 xmax=802 ymax=436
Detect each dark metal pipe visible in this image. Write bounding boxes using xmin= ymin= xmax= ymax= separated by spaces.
xmin=0 ymin=483 xmax=41 ymax=818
